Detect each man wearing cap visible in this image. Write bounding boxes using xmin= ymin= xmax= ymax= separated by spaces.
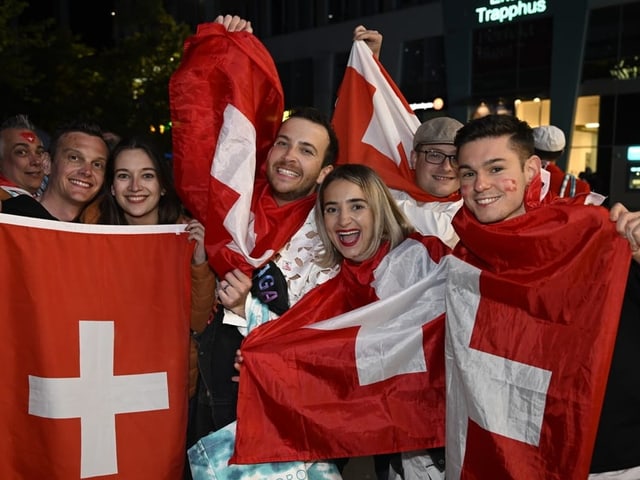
xmin=390 ymin=116 xmax=464 ymax=248
xmin=533 ymin=124 xmax=591 ymax=198
xmin=411 ymin=117 xmax=463 ymax=199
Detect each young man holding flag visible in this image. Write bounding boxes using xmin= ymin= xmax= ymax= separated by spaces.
xmin=169 ymin=16 xmax=340 ymax=444
xmin=445 ymin=114 xmax=634 ymax=479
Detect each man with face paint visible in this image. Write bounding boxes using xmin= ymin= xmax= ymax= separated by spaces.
xmin=1 ymin=120 xmax=109 ymax=222
xmin=0 ymin=114 xmax=49 ymax=201
xmin=447 ymin=114 xmax=640 ymax=479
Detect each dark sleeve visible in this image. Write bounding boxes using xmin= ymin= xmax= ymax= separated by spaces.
xmin=1 ymin=195 xmax=58 ymax=220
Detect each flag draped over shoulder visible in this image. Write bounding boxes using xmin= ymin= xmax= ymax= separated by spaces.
xmin=0 ymin=215 xmax=192 ymax=479
xmin=170 ymin=23 xmax=289 ymax=276
xmin=232 ymin=235 xmax=450 ymax=464
xmin=332 ymin=41 xmax=457 ymax=203
xmin=445 ymin=202 xmax=631 ymax=480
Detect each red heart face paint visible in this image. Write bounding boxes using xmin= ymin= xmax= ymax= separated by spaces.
xmin=19 ymin=131 xmax=36 ymax=143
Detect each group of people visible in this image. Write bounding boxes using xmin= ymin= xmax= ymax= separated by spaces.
xmin=2 ymin=13 xmax=640 ymax=480
xmin=0 ymin=115 xmax=216 ymax=424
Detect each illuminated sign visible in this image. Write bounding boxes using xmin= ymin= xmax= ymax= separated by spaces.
xmin=628 ymin=165 xmax=640 ymax=190
xmin=476 ymin=0 xmax=548 ymax=24
xmin=627 ymin=146 xmax=640 ymax=161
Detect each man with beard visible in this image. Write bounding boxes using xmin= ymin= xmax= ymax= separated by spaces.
xmin=190 ymin=106 xmax=340 ymax=442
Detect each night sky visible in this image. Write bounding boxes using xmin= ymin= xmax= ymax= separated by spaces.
xmin=68 ymin=0 xmax=116 ymax=49
xmin=24 ymin=0 xmax=116 ymax=50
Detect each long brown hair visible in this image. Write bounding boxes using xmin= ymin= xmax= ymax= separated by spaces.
xmin=98 ymin=136 xmax=183 ymax=225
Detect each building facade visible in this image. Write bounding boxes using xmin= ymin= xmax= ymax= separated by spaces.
xmin=178 ymin=0 xmax=640 ymax=206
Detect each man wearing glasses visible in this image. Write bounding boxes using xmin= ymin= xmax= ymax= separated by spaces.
xmin=410 ymin=117 xmax=463 ymax=199
xmin=390 ymin=116 xmax=464 ymax=249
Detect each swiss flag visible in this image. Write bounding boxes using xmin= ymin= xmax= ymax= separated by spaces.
xmin=332 ymin=40 xmax=458 ymax=203
xmin=170 ymin=23 xmax=297 ymax=277
xmin=232 ymin=235 xmax=450 ymax=463
xmin=0 ymin=214 xmax=192 ymax=479
xmin=446 ymin=203 xmax=631 ymax=479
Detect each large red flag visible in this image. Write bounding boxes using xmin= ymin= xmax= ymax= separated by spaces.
xmin=0 ymin=214 xmax=192 ymax=479
xmin=170 ymin=23 xmax=310 ymax=277
xmin=232 ymin=235 xmax=450 ymax=463
xmin=445 ymin=203 xmax=631 ymax=480
xmin=332 ymin=40 xmax=459 ymax=204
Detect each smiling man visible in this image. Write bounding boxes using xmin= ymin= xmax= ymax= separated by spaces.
xmin=411 ymin=117 xmax=463 ymax=200
xmin=454 ymin=116 xmax=540 ymax=224
xmin=191 ymin=106 xmax=342 ymax=442
xmin=0 ymin=114 xmax=49 ymax=200
xmin=265 ymin=110 xmax=335 ymax=207
xmin=444 ymin=114 xmax=635 ymax=479
xmin=0 ymin=121 xmax=109 ymax=221
xmin=388 ymin=117 xmax=465 ymax=250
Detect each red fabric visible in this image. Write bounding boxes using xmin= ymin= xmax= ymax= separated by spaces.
xmin=232 ymin=235 xmax=451 ymax=463
xmin=449 ymin=202 xmax=631 ymax=480
xmin=170 ymin=23 xmax=309 ymax=276
xmin=331 ymin=42 xmax=460 ymax=204
xmin=0 ymin=218 xmax=192 ymax=479
xmin=544 ymin=163 xmax=591 ymax=198
xmin=0 ymin=174 xmax=17 ymax=188
xmin=210 ymin=181 xmax=317 ymax=277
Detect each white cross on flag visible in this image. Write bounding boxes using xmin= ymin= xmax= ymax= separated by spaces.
xmin=170 ymin=23 xmax=303 ymax=279
xmin=445 ymin=202 xmax=631 ymax=479
xmin=232 ymin=235 xmax=450 ymax=464
xmin=0 ymin=215 xmax=192 ymax=479
xmin=332 ymin=40 xmax=459 ymax=205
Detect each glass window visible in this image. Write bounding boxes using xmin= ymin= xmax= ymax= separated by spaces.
xmin=276 ymin=59 xmax=314 ymax=108
xmin=568 ymin=96 xmax=600 ymax=178
xmin=582 ymin=5 xmax=620 ymax=81
xmin=620 ymin=2 xmax=640 ymax=79
xmin=400 ymin=36 xmax=447 ymax=105
xmin=472 ymin=17 xmax=552 ymax=98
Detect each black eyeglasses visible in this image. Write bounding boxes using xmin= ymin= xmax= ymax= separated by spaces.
xmin=417 ymin=149 xmax=457 ymax=165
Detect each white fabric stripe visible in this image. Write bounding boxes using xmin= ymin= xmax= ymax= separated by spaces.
xmin=308 ymin=239 xmax=447 ymax=386
xmin=212 ymin=103 xmax=272 ymax=268
xmin=445 ymin=257 xmax=551 ymax=480
xmin=0 ymin=213 xmax=186 ymax=235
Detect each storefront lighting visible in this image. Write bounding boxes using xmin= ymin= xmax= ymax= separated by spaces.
xmin=410 ymin=102 xmax=434 ymax=110
xmin=627 ymin=146 xmax=640 ymax=161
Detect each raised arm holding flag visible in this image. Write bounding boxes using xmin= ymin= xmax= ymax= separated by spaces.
xmin=332 ymin=27 xmax=463 ymax=248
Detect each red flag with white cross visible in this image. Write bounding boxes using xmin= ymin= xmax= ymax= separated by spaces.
xmin=232 ymin=235 xmax=450 ymax=463
xmin=0 ymin=215 xmax=191 ymax=479
xmin=332 ymin=40 xmax=459 ymax=203
xmin=446 ymin=203 xmax=631 ymax=480
xmin=170 ymin=23 xmax=304 ymax=278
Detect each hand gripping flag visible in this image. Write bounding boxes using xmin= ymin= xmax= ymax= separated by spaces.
xmin=0 ymin=215 xmax=192 ymax=479
xmin=231 ymin=234 xmax=451 ymax=464
xmin=170 ymin=23 xmax=310 ymax=277
xmin=445 ymin=202 xmax=631 ymax=480
xmin=332 ymin=40 xmax=460 ymax=204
